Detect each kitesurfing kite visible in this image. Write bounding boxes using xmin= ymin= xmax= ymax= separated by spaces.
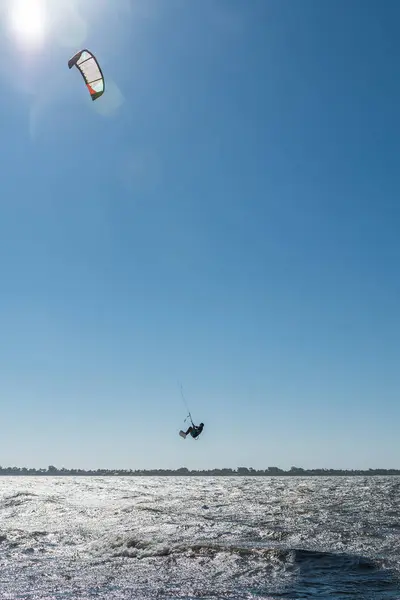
xmin=68 ymin=49 xmax=105 ymax=101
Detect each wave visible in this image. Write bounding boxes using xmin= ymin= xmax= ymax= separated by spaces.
xmin=109 ymin=538 xmax=400 ymax=598
xmin=0 ymin=491 xmax=39 ymax=508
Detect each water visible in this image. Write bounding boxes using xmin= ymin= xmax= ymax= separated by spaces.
xmin=0 ymin=476 xmax=399 ymax=599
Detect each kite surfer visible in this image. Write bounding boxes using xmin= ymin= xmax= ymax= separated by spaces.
xmin=178 ymin=385 xmax=204 ymax=439
xmin=179 ymin=422 xmax=204 ymax=439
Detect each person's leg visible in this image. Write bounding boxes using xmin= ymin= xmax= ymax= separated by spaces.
xmin=185 ymin=426 xmax=193 ymax=435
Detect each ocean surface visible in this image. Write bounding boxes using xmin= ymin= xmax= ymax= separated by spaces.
xmin=0 ymin=476 xmax=399 ymax=599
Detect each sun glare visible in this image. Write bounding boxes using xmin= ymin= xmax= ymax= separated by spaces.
xmin=9 ymin=0 xmax=47 ymax=47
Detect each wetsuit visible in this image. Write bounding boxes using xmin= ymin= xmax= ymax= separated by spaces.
xmin=185 ymin=423 xmax=204 ymax=438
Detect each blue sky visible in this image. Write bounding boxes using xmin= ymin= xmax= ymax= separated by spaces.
xmin=0 ymin=0 xmax=399 ymax=470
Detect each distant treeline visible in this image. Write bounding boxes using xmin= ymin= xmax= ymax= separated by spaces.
xmin=0 ymin=466 xmax=399 ymax=476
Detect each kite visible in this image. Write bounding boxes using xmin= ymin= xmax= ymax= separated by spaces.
xmin=68 ymin=49 xmax=105 ymax=101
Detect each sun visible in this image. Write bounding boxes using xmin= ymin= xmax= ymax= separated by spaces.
xmin=8 ymin=0 xmax=47 ymax=47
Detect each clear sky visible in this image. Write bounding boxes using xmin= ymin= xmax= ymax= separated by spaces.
xmin=0 ymin=0 xmax=399 ymax=471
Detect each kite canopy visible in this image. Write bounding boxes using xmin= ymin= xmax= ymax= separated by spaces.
xmin=68 ymin=49 xmax=104 ymax=101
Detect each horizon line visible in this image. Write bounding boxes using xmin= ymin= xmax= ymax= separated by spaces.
xmin=0 ymin=466 xmax=399 ymax=476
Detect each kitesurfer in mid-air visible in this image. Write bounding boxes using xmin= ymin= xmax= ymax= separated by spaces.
xmin=180 ymin=422 xmax=204 ymax=439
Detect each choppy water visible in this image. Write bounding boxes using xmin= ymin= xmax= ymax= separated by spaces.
xmin=0 ymin=476 xmax=399 ymax=599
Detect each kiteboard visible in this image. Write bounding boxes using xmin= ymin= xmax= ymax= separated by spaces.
xmin=179 ymin=431 xmax=187 ymax=439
